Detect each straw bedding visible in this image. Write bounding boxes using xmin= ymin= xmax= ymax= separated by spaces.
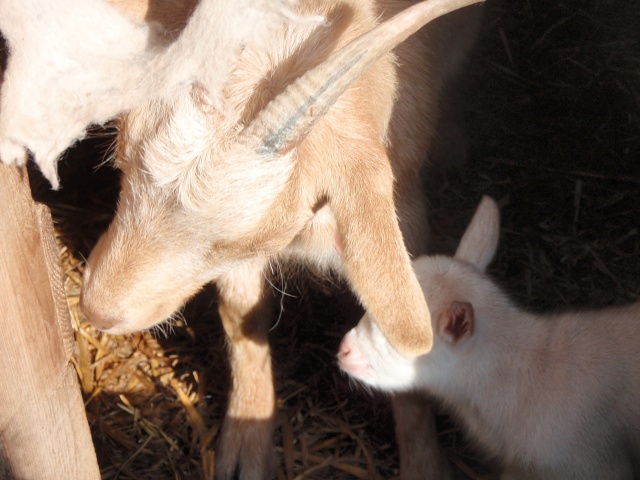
xmin=27 ymin=0 xmax=640 ymax=478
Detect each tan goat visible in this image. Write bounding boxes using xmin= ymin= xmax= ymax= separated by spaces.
xmin=0 ymin=0 xmax=481 ymax=477
xmin=75 ymin=0 xmax=483 ymax=478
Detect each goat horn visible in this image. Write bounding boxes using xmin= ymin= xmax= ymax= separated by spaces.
xmin=241 ymin=0 xmax=483 ymax=157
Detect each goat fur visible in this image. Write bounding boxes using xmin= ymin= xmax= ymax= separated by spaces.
xmin=77 ymin=1 xmax=482 ymax=478
xmin=0 ymin=0 xmax=306 ymax=187
xmin=339 ymin=197 xmax=640 ymax=480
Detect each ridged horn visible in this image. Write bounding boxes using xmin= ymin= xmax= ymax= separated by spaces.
xmin=240 ymin=0 xmax=483 ymax=157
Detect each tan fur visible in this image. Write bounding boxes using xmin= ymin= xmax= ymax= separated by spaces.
xmin=107 ymin=0 xmax=197 ymax=27
xmin=81 ymin=1 xmax=482 ymax=477
xmin=0 ymin=0 xmax=303 ymax=186
xmin=340 ymin=197 xmax=640 ymax=479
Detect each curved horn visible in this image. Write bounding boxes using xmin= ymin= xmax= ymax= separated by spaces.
xmin=241 ymin=0 xmax=483 ymax=157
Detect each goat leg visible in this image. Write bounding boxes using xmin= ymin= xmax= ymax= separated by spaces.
xmin=215 ymin=258 xmax=277 ymax=480
xmin=392 ymin=393 xmax=451 ymax=480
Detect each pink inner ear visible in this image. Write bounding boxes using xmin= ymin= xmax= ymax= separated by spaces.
xmin=444 ymin=301 xmax=473 ymax=343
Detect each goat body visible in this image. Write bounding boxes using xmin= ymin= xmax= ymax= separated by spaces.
xmin=339 ymin=197 xmax=640 ymax=479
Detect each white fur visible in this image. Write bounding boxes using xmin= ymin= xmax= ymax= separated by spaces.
xmin=339 ymin=196 xmax=640 ymax=479
xmin=0 ymin=0 xmax=304 ymax=187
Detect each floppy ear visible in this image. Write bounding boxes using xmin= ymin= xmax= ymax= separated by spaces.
xmin=454 ymin=196 xmax=500 ymax=272
xmin=437 ymin=301 xmax=474 ymax=345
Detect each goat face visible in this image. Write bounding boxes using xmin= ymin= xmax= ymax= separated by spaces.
xmin=79 ymin=0 xmax=482 ymax=353
xmin=81 ymin=88 xmax=301 ymax=333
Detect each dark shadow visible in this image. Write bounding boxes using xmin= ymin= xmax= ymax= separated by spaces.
xmin=143 ymin=0 xmax=198 ymax=39
xmin=28 ymin=129 xmax=121 ymax=259
xmin=0 ymin=33 xmax=7 ymax=74
xmin=0 ymin=448 xmax=15 ymax=480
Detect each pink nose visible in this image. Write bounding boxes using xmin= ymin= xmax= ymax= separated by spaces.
xmin=337 ymin=341 xmax=351 ymax=360
xmin=338 ymin=331 xmax=356 ymax=362
xmin=80 ymin=261 xmax=122 ymax=331
xmin=337 ymin=330 xmax=369 ymax=376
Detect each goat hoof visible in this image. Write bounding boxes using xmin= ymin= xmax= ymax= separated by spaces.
xmin=215 ymin=418 xmax=276 ymax=480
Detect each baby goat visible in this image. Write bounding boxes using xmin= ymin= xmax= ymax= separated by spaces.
xmin=339 ymin=196 xmax=640 ymax=480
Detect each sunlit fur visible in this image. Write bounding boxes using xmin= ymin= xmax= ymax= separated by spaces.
xmin=340 ymin=197 xmax=640 ymax=480
xmin=0 ymin=0 xmax=301 ymax=187
xmin=80 ymin=1 xmax=482 ymax=478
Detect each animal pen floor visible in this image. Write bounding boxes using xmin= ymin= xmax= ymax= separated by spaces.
xmin=25 ymin=0 xmax=640 ymax=478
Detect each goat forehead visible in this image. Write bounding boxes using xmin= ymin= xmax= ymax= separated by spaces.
xmin=121 ymin=103 xmax=194 ymax=155
xmin=117 ymin=119 xmax=214 ymax=205
xmin=119 ymin=0 xmax=368 ymax=149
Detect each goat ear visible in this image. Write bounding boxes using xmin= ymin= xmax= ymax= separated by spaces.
xmin=455 ymin=196 xmax=500 ymax=272
xmin=437 ymin=301 xmax=474 ymax=345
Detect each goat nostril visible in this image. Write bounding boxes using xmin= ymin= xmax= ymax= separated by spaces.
xmin=338 ymin=344 xmax=351 ymax=359
xmin=89 ymin=317 xmax=118 ymax=331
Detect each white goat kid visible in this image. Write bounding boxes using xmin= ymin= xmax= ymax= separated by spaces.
xmin=339 ymin=196 xmax=640 ymax=480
